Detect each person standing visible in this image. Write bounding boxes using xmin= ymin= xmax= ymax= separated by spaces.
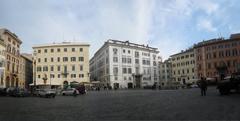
xmin=199 ymin=77 xmax=208 ymax=96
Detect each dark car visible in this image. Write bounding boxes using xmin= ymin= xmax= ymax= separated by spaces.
xmin=76 ymin=85 xmax=86 ymax=94
xmin=217 ymin=73 xmax=240 ymax=95
xmin=10 ymin=88 xmax=30 ymax=97
xmin=0 ymin=88 xmax=7 ymax=96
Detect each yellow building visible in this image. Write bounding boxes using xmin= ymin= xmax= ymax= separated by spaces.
xmin=0 ymin=28 xmax=23 ymax=88
xmin=32 ymin=42 xmax=90 ymax=88
xmin=0 ymin=37 xmax=6 ymax=88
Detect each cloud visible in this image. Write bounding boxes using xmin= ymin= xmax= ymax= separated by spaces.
xmin=197 ymin=18 xmax=217 ymax=32
xmin=0 ymin=0 xmax=239 ymax=61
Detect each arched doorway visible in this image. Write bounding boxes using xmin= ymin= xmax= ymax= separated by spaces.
xmin=6 ymin=76 xmax=10 ymax=87
xmin=128 ymin=82 xmax=133 ymax=89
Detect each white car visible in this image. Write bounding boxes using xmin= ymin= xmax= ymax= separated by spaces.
xmin=38 ymin=89 xmax=56 ymax=98
xmin=61 ymin=88 xmax=79 ymax=96
xmin=190 ymin=84 xmax=199 ymax=88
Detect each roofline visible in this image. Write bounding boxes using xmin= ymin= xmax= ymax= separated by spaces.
xmin=170 ymin=48 xmax=194 ymax=57
xmin=32 ymin=42 xmax=90 ymax=49
xmin=21 ymin=54 xmax=33 ymax=62
xmin=0 ymin=28 xmax=22 ymax=44
xmin=193 ymin=38 xmax=240 ymax=48
xmin=91 ymin=39 xmax=159 ymax=60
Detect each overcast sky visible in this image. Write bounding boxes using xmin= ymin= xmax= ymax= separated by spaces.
xmin=1 ymin=0 xmax=240 ymax=60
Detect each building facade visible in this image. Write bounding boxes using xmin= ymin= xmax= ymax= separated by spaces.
xmin=194 ymin=33 xmax=240 ymax=81
xmin=90 ymin=39 xmax=161 ymax=89
xmin=20 ymin=54 xmax=33 ymax=88
xmin=159 ymin=59 xmax=173 ymax=87
xmin=170 ymin=48 xmax=197 ymax=85
xmin=0 ymin=38 xmax=6 ymax=88
xmin=33 ymin=42 xmax=90 ymax=88
xmin=0 ymin=28 xmax=23 ymax=88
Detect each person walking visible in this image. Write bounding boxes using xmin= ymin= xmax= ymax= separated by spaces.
xmin=199 ymin=77 xmax=208 ymax=96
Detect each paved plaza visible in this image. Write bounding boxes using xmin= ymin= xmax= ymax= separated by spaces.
xmin=0 ymin=87 xmax=240 ymax=121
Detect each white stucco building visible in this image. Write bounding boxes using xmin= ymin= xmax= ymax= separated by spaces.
xmin=90 ymin=39 xmax=161 ymax=89
xmin=159 ymin=59 xmax=173 ymax=88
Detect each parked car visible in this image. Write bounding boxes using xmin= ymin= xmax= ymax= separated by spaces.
xmin=13 ymin=88 xmax=30 ymax=97
xmin=38 ymin=89 xmax=56 ymax=98
xmin=61 ymin=88 xmax=79 ymax=96
xmin=76 ymin=85 xmax=86 ymax=94
xmin=32 ymin=89 xmax=41 ymax=96
xmin=0 ymin=88 xmax=7 ymax=96
xmin=190 ymin=84 xmax=199 ymax=88
xmin=217 ymin=73 xmax=240 ymax=95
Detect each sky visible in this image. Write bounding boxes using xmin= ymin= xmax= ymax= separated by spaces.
xmin=0 ymin=0 xmax=240 ymax=60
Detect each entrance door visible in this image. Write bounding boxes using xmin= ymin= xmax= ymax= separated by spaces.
xmin=128 ymin=83 xmax=133 ymax=89
xmin=135 ymin=76 xmax=141 ymax=88
xmin=113 ymin=83 xmax=119 ymax=89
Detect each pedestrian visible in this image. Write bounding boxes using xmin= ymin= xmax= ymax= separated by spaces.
xmin=73 ymin=89 xmax=77 ymax=97
xmin=199 ymin=77 xmax=207 ymax=96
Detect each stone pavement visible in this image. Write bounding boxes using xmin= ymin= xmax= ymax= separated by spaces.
xmin=0 ymin=87 xmax=240 ymax=121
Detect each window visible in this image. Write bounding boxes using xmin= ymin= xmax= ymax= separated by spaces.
xmin=79 ymin=74 xmax=84 ymax=78
xmin=123 ymin=49 xmax=125 ymax=53
xmin=113 ymin=48 xmax=118 ymax=54
xmin=44 ymin=49 xmax=47 ymax=53
xmin=72 ymin=48 xmax=75 ymax=52
xmin=38 ymin=75 xmax=41 ymax=78
xmin=38 ymin=50 xmax=41 ymax=53
xmin=57 ymin=57 xmax=60 ymax=62
xmin=80 ymin=65 xmax=83 ymax=71
xmin=51 ymin=58 xmax=54 ymax=62
xmin=80 ymin=48 xmax=83 ymax=52
xmin=44 ymin=58 xmax=47 ymax=62
xmin=128 ymin=50 xmax=130 ymax=54
xmin=135 ymin=59 xmax=139 ymax=64
xmin=64 ymin=48 xmax=67 ymax=52
xmin=135 ymin=51 xmax=139 ymax=57
xmin=63 ymin=57 xmax=68 ymax=62
xmin=72 ymin=65 xmax=75 ymax=71
xmin=208 ymin=63 xmax=211 ymax=69
xmin=71 ymin=57 xmax=76 ymax=62
xmin=57 ymin=66 xmax=61 ymax=71
xmin=123 ymin=68 xmax=127 ymax=74
xmin=58 ymin=74 xmax=61 ymax=78
xmin=122 ymin=57 xmax=127 ymax=63
xmin=38 ymin=58 xmax=41 ymax=63
xmin=79 ymin=57 xmax=84 ymax=61
xmin=71 ymin=74 xmax=76 ymax=78
xmin=50 ymin=66 xmax=54 ymax=71
xmin=64 ymin=65 xmax=68 ymax=72
xmin=128 ymin=68 xmax=132 ymax=74
xmin=43 ymin=66 xmax=48 ymax=71
xmin=50 ymin=74 xmax=55 ymax=78
xmin=113 ymin=67 xmax=118 ymax=75
xmin=51 ymin=49 xmax=54 ymax=53
xmin=57 ymin=48 xmax=61 ymax=52
xmin=127 ymin=58 xmax=131 ymax=64
xmin=37 ymin=66 xmax=42 ymax=72
xmin=113 ymin=57 xmax=118 ymax=62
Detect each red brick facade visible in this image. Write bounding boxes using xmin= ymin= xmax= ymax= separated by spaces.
xmin=194 ymin=35 xmax=240 ymax=81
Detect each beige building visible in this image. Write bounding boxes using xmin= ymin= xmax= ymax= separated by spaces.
xmin=0 ymin=37 xmax=6 ymax=88
xmin=0 ymin=28 xmax=23 ymax=88
xmin=170 ymin=48 xmax=197 ymax=85
xmin=20 ymin=54 xmax=33 ymax=89
xmin=33 ymin=42 xmax=90 ymax=88
xmin=159 ymin=59 xmax=173 ymax=87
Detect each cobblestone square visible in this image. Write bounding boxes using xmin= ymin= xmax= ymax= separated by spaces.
xmin=0 ymin=87 xmax=240 ymax=121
